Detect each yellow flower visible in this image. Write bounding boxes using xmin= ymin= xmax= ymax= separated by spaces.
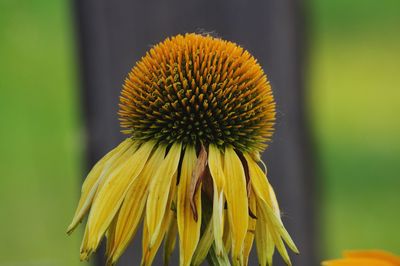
xmin=67 ymin=33 xmax=298 ymax=266
xmin=322 ymin=250 xmax=400 ymax=266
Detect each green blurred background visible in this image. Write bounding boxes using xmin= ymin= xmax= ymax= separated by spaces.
xmin=0 ymin=0 xmax=399 ymax=265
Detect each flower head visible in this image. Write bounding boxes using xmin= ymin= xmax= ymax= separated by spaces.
xmin=119 ymin=33 xmax=275 ymax=153
xmin=68 ymin=33 xmax=297 ymax=266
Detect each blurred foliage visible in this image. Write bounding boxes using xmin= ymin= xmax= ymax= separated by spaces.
xmin=310 ymin=0 xmax=400 ymax=259
xmin=0 ymin=0 xmax=399 ymax=265
xmin=313 ymin=0 xmax=400 ymax=34
xmin=0 ymin=1 xmax=85 ymax=265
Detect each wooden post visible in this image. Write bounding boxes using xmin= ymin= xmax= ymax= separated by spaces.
xmin=74 ymin=0 xmax=316 ymax=265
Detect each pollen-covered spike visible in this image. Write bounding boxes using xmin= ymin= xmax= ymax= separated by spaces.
xmin=119 ymin=33 xmax=276 ymax=152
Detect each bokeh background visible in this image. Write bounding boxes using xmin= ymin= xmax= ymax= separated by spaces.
xmin=0 ymin=0 xmax=399 ymax=265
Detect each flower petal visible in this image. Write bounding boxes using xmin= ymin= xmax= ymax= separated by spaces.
xmin=191 ymin=219 xmax=214 ymax=266
xmin=80 ymin=226 xmax=90 ymax=261
xmin=206 ymin=243 xmax=232 ymax=266
xmin=67 ymin=138 xmax=133 ymax=234
xmin=196 ymin=217 xmax=230 ymax=266
xmin=164 ymin=215 xmax=178 ymax=266
xmin=255 ymin=200 xmax=273 ymax=266
xmin=208 ymin=144 xmax=225 ymax=189
xmin=141 ymin=175 xmax=177 ymax=266
xmin=81 ymin=144 xmax=137 ymax=259
xmin=146 ymin=142 xmax=182 ymax=246
xmin=105 ymin=214 xmax=118 ymax=262
xmin=322 ymin=258 xmax=395 ymax=266
xmin=107 ymin=145 xmax=167 ymax=264
xmin=223 ymin=209 xmax=232 ymax=254
xmin=141 ymin=211 xmax=174 ymax=266
xmin=177 ymin=146 xmax=202 ymax=266
xmin=256 ymin=198 xmax=293 ymax=265
xmin=265 ymin=228 xmax=275 ymax=265
xmin=243 ymin=191 xmax=256 ymax=266
xmin=208 ymin=144 xmax=226 ymax=255
xmin=189 ymin=144 xmax=207 ymax=221
xmin=244 ymin=153 xmax=298 ymax=254
xmin=83 ymin=141 xmax=155 ymax=255
xmin=223 ymin=147 xmax=249 ymax=266
xmin=344 ymin=250 xmax=400 ymax=265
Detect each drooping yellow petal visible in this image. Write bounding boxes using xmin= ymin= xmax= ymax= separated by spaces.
xmin=192 ymin=219 xmax=213 ymax=266
xmin=177 ymin=146 xmax=202 ymax=266
xmin=107 ymin=145 xmax=167 ymax=264
xmin=192 ymin=216 xmax=231 ymax=266
xmin=146 ymin=142 xmax=182 ymax=246
xmin=343 ymin=250 xmax=400 ymax=265
xmin=81 ymin=144 xmax=137 ymax=258
xmin=244 ymin=153 xmax=298 ymax=254
xmin=164 ymin=215 xmax=178 ymax=266
xmin=243 ymin=191 xmax=256 ymax=266
xmin=81 ymin=142 xmax=138 ymax=258
xmin=141 ymin=175 xmax=177 ymax=266
xmin=256 ymin=196 xmax=292 ymax=266
xmin=105 ymin=213 xmax=119 ymax=261
xmin=189 ymin=144 xmax=207 ymax=222
xmin=208 ymin=145 xmax=225 ymax=189
xmin=265 ymin=227 xmax=275 ymax=266
xmin=94 ymin=141 xmax=140 ymax=197
xmin=223 ymin=147 xmax=249 ymax=266
xmin=80 ymin=226 xmax=90 ymax=261
xmin=223 ymin=209 xmax=232 ymax=254
xmin=83 ymin=141 xmax=156 ymax=255
xmin=270 ymin=226 xmax=291 ymax=266
xmin=322 ymin=258 xmax=395 ymax=266
xmin=243 ymin=153 xmax=273 ymax=208
xmin=255 ymin=200 xmax=271 ymax=266
xmin=206 ymin=244 xmax=232 ymax=266
xmin=268 ymin=184 xmax=298 ymax=255
xmin=208 ymin=144 xmax=226 ymax=255
xmin=67 ymin=138 xmax=133 ymax=234
xmin=141 ymin=210 xmax=174 ymax=266
xmin=267 ymin=181 xmax=281 ymax=216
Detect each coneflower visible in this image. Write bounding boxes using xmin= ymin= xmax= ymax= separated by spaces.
xmin=67 ymin=33 xmax=298 ymax=266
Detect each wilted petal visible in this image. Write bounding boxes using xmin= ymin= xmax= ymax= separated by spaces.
xmin=191 ymin=219 xmax=213 ymax=266
xmin=244 ymin=153 xmax=298 ymax=255
xmin=189 ymin=144 xmax=207 ymax=221
xmin=163 ymin=215 xmax=178 ymax=266
xmin=141 ymin=174 xmax=177 ymax=266
xmin=243 ymin=190 xmax=256 ymax=266
xmin=146 ymin=142 xmax=181 ymax=246
xmin=177 ymin=146 xmax=202 ymax=266
xmin=67 ymin=139 xmax=133 ymax=234
xmin=107 ymin=145 xmax=167 ymax=264
xmin=208 ymin=144 xmax=226 ymax=255
xmin=84 ymin=141 xmax=155 ymax=255
xmin=223 ymin=147 xmax=249 ymax=266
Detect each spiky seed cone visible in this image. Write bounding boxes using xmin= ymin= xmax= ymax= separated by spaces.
xmin=119 ymin=33 xmax=275 ymax=152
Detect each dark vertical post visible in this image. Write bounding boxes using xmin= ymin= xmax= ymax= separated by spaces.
xmin=74 ymin=0 xmax=315 ymax=265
